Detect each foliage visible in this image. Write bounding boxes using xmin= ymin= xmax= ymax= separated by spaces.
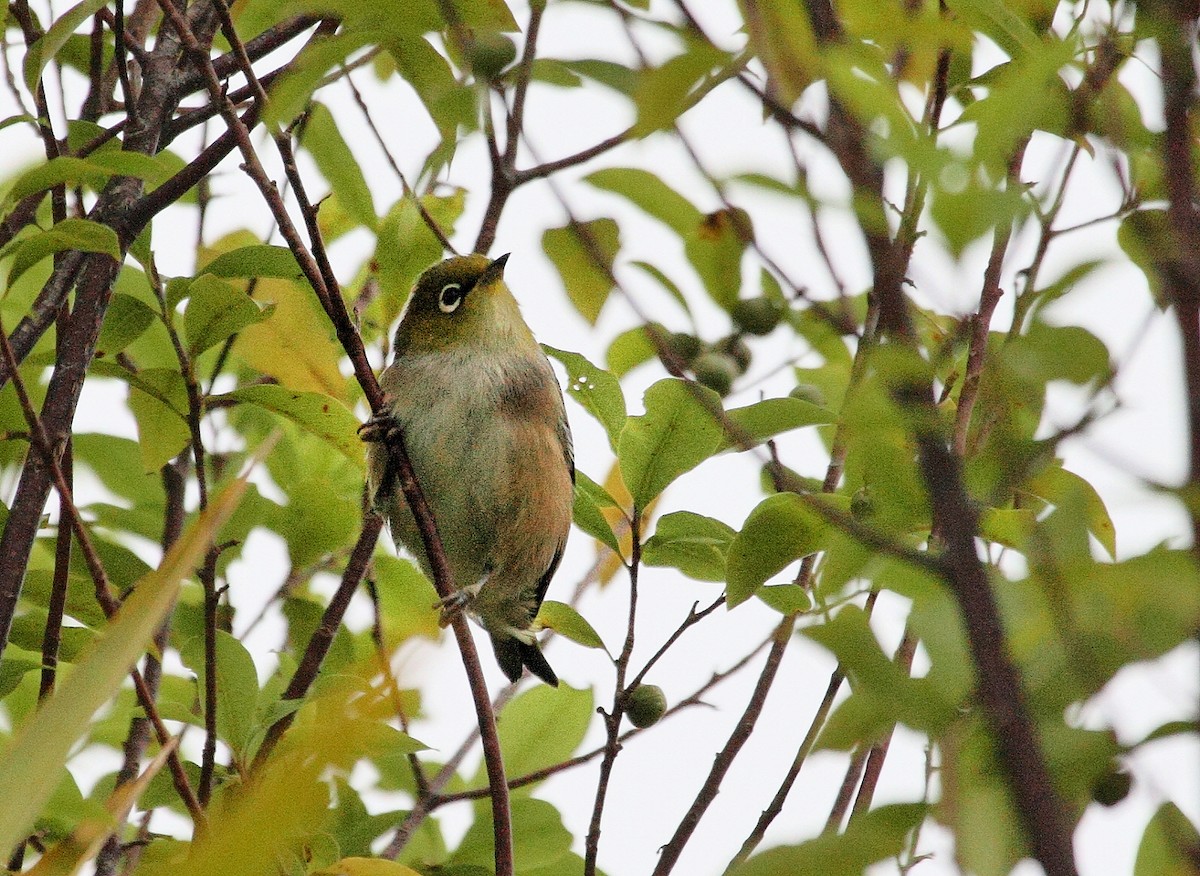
xmin=0 ymin=2 xmax=1197 ymax=876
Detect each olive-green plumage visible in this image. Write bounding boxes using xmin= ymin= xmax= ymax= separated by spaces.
xmin=365 ymin=254 xmax=573 ymax=686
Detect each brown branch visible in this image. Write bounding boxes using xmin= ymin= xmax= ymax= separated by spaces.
xmin=433 ymin=634 xmax=775 ymax=805
xmin=727 ymin=665 xmax=844 ymax=868
xmin=95 ymin=456 xmax=188 ymax=876
xmin=849 ymin=629 xmax=918 ymax=818
xmin=1152 ymin=3 xmax=1200 ymax=555
xmin=652 ymin=617 xmax=795 ymax=875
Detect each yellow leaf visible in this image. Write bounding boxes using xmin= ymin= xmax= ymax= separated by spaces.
xmin=312 ymin=858 xmax=423 ymax=876
xmin=234 ymin=278 xmax=348 ymax=400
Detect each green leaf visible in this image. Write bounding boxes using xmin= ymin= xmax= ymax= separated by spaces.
xmin=738 ymin=0 xmax=818 ymax=105
xmin=1024 ymin=462 xmax=1116 ymax=558
xmin=726 ymin=493 xmax=828 ymax=607
xmin=1009 ymin=321 xmax=1110 ymax=386
xmin=216 ymin=384 xmax=364 ymax=468
xmin=302 ymin=102 xmax=377 ymax=229
xmin=606 ymin=324 xmax=659 ymax=378
xmin=0 ymin=475 xmax=248 ymax=856
xmin=203 ymin=244 xmax=304 ymax=280
xmin=560 ymin=59 xmax=638 ymax=95
xmin=8 ymin=218 xmax=120 ymax=286
xmin=629 ymin=260 xmax=692 ymax=317
xmin=685 ymin=207 xmax=752 ymax=310
xmin=23 ymin=0 xmax=108 ymax=92
xmin=490 ymin=684 xmax=594 ymax=782
xmin=313 ymin=858 xmax=423 ymax=876
xmin=451 ymin=798 xmax=572 ymax=873
xmin=944 ymin=0 xmax=1041 ymax=59
xmin=979 ymin=507 xmax=1036 ymax=550
xmin=585 ymin=168 xmax=701 ymax=237
xmin=180 ymin=631 xmax=261 ymax=759
xmin=184 ymin=274 xmax=272 ymax=356
xmin=265 ymin=30 xmax=375 ymax=127
xmin=718 ymin=397 xmax=834 ymax=451
xmin=374 ymin=191 xmax=465 ymax=327
xmin=542 ymin=345 xmax=625 ymax=451
xmin=756 ymin=584 xmax=811 ymax=615
xmin=125 ymin=368 xmax=191 ymax=472
xmin=535 ymin=601 xmax=606 ymax=651
xmin=642 ymin=511 xmax=734 ymax=582
xmin=542 ymin=219 xmax=620 ymax=324
xmin=1135 ymin=803 xmax=1200 ymax=876
xmin=96 ymin=293 xmax=156 ymax=359
xmin=632 ymin=40 xmax=729 ymax=137
xmin=572 ymin=474 xmax=621 ymax=554
xmin=804 ymin=606 xmax=954 ymax=747
xmin=728 ymin=804 xmax=927 ymax=876
xmin=4 ymin=156 xmax=110 ymax=207
xmin=618 ymin=378 xmax=723 ymax=510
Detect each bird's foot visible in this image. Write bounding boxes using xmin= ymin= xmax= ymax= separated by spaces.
xmin=434 ymin=580 xmax=483 ymax=628
xmin=358 ymin=411 xmax=402 ymax=445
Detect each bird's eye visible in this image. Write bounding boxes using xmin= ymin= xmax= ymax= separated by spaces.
xmin=438 ymin=282 xmax=464 ymax=313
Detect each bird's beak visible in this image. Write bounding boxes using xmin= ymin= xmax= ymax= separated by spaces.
xmin=491 ymin=253 xmax=510 ymax=275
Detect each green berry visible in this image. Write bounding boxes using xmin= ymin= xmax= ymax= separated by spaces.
xmin=788 ymin=383 xmax=826 ymax=406
xmin=467 ymin=33 xmax=517 ymax=81
xmin=668 ymin=331 xmax=703 ymax=365
xmin=731 ymin=297 xmax=781 ymax=336
xmin=714 ymin=335 xmax=752 ymax=375
xmin=692 ymin=352 xmax=739 ymax=396
xmin=625 ymin=684 xmax=667 ymax=728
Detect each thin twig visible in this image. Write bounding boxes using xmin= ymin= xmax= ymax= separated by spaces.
xmin=583 ymin=507 xmax=643 ymax=876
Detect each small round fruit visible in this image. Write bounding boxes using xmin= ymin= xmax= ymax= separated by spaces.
xmin=692 ymin=352 xmax=739 ymax=396
xmin=625 ymin=684 xmax=667 ymax=728
xmin=789 ymin=383 xmax=826 ymax=406
xmin=467 ymin=33 xmax=517 ymax=81
xmin=714 ymin=335 xmax=752 ymax=374
xmin=732 ymin=297 xmax=781 ymax=336
xmin=668 ymin=331 xmax=703 ymax=365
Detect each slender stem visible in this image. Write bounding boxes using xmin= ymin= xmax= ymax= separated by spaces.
xmin=652 ymin=618 xmax=795 ymax=875
xmin=583 ymin=508 xmax=642 ymax=876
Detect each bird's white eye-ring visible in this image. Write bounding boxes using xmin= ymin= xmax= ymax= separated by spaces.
xmin=438 ymin=282 xmax=464 ymax=313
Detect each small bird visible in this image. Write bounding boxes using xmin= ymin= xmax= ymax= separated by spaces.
xmin=362 ymin=253 xmax=573 ymax=686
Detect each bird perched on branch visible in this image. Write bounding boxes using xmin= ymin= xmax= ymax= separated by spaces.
xmin=362 ymin=253 xmax=573 ymax=686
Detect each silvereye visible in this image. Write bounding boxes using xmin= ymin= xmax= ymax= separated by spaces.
xmin=363 ymin=254 xmax=573 ymax=686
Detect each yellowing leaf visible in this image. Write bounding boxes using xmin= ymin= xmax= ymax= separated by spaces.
xmin=0 ymin=475 xmax=249 ymax=857
xmin=233 ymin=278 xmax=347 ymax=400
xmin=312 ymin=859 xmax=422 ymax=876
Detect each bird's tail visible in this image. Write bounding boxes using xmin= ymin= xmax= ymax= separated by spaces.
xmin=491 ymin=633 xmax=558 ymax=686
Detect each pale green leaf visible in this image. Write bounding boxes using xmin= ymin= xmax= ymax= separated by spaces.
xmin=543 ymin=345 xmax=625 ymax=451
xmin=542 ymin=219 xmax=620 ymax=324
xmin=618 ymin=378 xmax=723 ymax=510
xmin=536 ymin=601 xmax=606 ymax=651
xmin=642 ymin=511 xmax=734 ymax=582
xmin=184 ymin=275 xmax=271 ymax=356
xmin=726 ymin=493 xmax=829 ymax=607
xmin=216 ymin=385 xmax=364 ymax=468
